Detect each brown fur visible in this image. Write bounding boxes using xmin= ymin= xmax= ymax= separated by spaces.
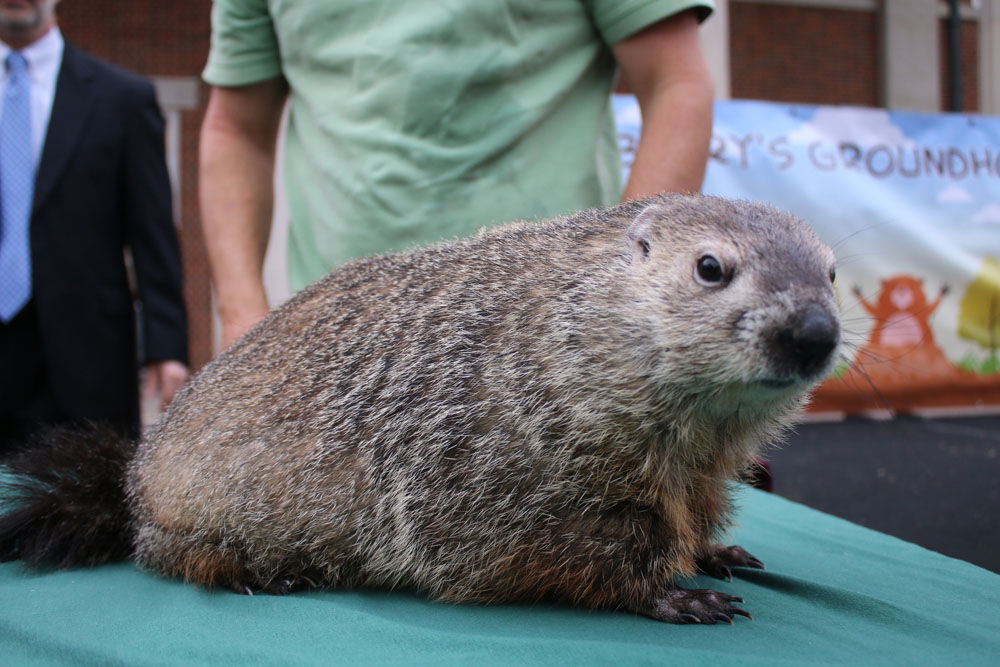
xmin=16 ymin=194 xmax=842 ymax=623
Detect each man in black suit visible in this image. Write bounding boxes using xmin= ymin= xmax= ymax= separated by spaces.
xmin=0 ymin=0 xmax=188 ymax=453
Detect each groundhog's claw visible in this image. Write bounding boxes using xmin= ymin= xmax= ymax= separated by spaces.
xmin=230 ymin=581 xmax=254 ymax=596
xmin=644 ymin=588 xmax=752 ymax=624
xmin=228 ymin=574 xmax=318 ymax=596
xmin=263 ymin=578 xmax=296 ymax=596
xmin=711 ymin=611 xmax=736 ymax=625
xmin=697 ymin=544 xmax=765 ymax=581
xmin=262 ymin=575 xmax=319 ymax=596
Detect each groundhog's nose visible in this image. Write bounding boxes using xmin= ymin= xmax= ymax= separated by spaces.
xmin=776 ymin=303 xmax=839 ymax=376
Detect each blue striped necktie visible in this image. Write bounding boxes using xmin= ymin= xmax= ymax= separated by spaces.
xmin=0 ymin=51 xmax=34 ymax=323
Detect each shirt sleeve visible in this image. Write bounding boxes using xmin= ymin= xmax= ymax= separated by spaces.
xmin=587 ymin=0 xmax=714 ymax=46
xmin=202 ymin=0 xmax=283 ymax=86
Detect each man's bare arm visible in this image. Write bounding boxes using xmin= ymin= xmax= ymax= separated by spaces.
xmin=199 ymin=78 xmax=289 ymax=350
xmin=613 ymin=9 xmax=715 ymax=200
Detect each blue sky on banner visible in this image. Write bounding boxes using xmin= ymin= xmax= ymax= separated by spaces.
xmin=613 ymin=96 xmax=1000 ymax=362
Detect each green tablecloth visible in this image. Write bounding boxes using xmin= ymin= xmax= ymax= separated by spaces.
xmin=1 ymin=486 xmax=996 ymax=665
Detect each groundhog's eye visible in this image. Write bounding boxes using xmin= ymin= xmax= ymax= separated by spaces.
xmin=829 ymin=267 xmax=837 ymax=284
xmin=695 ymin=254 xmax=726 ymax=286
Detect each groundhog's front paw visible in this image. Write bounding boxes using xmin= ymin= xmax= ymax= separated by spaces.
xmin=644 ymin=588 xmax=752 ymax=624
xmin=696 ymin=544 xmax=765 ymax=581
xmin=260 ymin=574 xmax=318 ymax=596
xmin=229 ymin=574 xmax=318 ymax=596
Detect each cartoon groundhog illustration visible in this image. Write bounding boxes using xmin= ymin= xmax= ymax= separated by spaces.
xmin=853 ymin=276 xmax=947 ymax=352
xmin=811 ymin=274 xmax=980 ymax=412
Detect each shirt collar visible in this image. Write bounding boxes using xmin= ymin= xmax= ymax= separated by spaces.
xmin=1 ymin=26 xmax=64 ymax=82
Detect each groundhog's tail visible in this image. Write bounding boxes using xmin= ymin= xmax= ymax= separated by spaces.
xmin=0 ymin=423 xmax=135 ymax=568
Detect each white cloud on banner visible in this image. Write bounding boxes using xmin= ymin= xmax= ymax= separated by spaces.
xmin=788 ymin=107 xmax=915 ymax=148
xmin=937 ymin=184 xmax=975 ymax=203
xmin=972 ymin=203 xmax=1000 ymax=225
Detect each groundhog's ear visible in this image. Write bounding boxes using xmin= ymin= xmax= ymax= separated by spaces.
xmin=627 ymin=205 xmax=658 ymax=263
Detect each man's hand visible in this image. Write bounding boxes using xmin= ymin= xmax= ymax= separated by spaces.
xmin=220 ymin=304 xmax=270 ymax=350
xmin=143 ymin=360 xmax=190 ymax=411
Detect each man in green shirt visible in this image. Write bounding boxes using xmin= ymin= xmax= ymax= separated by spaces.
xmin=200 ymin=0 xmax=715 ymax=348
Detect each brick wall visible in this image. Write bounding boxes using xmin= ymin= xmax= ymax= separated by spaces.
xmin=729 ymin=2 xmax=981 ymax=112
xmin=57 ymin=1 xmax=215 ymax=369
xmin=729 ymin=2 xmax=879 ymax=106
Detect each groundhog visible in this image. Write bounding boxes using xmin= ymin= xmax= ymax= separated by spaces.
xmin=0 ymin=194 xmax=840 ymax=625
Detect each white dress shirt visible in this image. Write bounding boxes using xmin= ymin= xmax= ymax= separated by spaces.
xmin=0 ymin=27 xmax=64 ymax=169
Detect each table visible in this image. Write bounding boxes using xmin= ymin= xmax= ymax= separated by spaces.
xmin=1 ymin=486 xmax=997 ymax=665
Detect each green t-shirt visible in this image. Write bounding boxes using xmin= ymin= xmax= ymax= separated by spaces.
xmin=204 ymin=0 xmax=713 ymax=289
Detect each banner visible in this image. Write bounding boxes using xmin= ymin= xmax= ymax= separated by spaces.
xmin=615 ymin=97 xmax=1000 ymax=415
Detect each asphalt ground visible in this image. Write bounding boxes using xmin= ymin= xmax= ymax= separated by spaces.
xmin=767 ymin=414 xmax=1000 ymax=574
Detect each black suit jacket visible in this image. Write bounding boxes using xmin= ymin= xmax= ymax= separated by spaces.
xmin=30 ymin=43 xmax=188 ymax=421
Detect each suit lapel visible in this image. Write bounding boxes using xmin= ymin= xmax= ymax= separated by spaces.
xmin=33 ymin=43 xmax=96 ymax=212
